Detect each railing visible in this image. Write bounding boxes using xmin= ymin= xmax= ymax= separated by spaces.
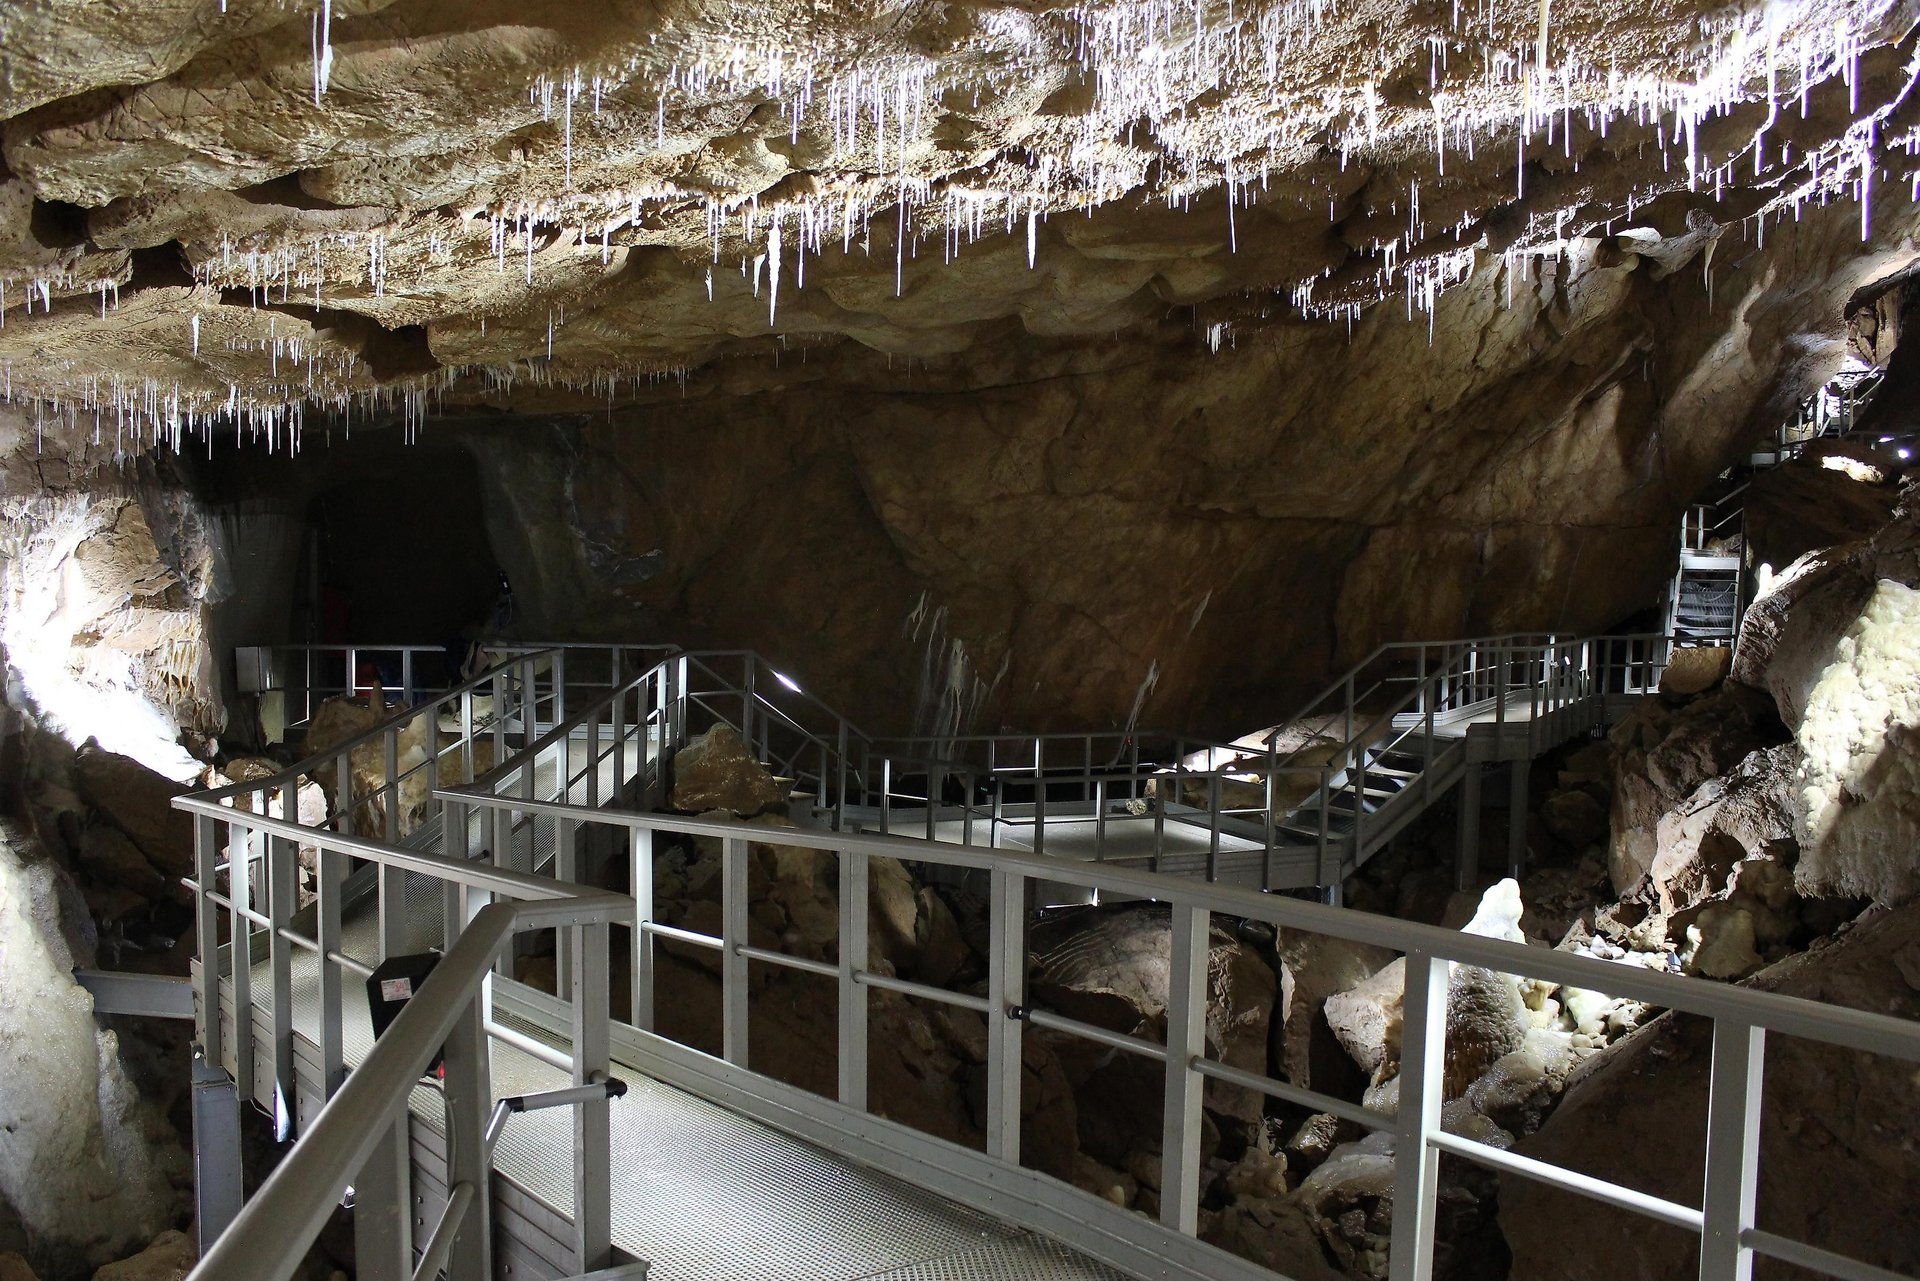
xmin=176 ymin=797 xmax=634 ymax=1281
xmin=437 ymin=784 xmax=1920 ymax=1281
xmin=237 ymin=643 xmax=457 ymax=729
xmin=1765 ymin=366 xmax=1885 ymax=458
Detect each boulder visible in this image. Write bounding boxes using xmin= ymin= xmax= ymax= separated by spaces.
xmin=72 ymin=744 xmax=192 ymax=877
xmin=1203 ymin=1195 xmax=1342 ymax=1280
xmin=0 ymin=1254 xmax=37 ymax=1281
xmin=1502 ymin=897 xmax=1920 ymax=1281
xmin=75 ymin=824 xmax=165 ymax=900
xmin=91 ymin=1231 xmax=194 ymax=1281
xmin=669 ymin=724 xmax=788 ymax=816
xmin=1275 ymin=930 xmax=1396 ymax=1096
xmin=1325 ymin=881 xmax=1535 ymax=1096
xmin=1679 ymin=903 xmax=1763 ymax=979
xmin=1791 ymin=578 xmax=1920 ymax=905
xmin=1540 ymin=787 xmax=1607 ymax=850
xmin=0 ymin=822 xmax=179 ymax=1274
xmin=1029 ymin=904 xmax=1276 ymax=1156
xmin=1323 ymin=958 xmax=1404 ymax=1084
xmin=1658 ymin=645 xmax=1730 ymax=697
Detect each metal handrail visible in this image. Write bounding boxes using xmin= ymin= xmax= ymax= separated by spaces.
xmin=194 ymin=647 xmax=566 ymax=810
xmin=175 ymin=793 xmax=633 ymax=1281
xmin=443 ymin=786 xmax=1920 ymax=1281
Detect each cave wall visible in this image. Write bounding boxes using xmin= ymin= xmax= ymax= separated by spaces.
xmin=447 ymin=194 xmax=1920 ymax=739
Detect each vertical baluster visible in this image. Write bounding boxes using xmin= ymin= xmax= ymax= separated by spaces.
xmin=985 ymin=866 xmax=1025 ymax=1164
xmin=571 ymin=921 xmax=612 ymax=1273
xmin=1699 ymin=1022 xmax=1765 ymax=1281
xmin=193 ymin=814 xmax=222 ymax=1069
xmin=441 ymin=987 xmax=492 ymax=1281
xmin=317 ymin=829 xmax=344 ymax=1100
xmin=1387 ymin=951 xmax=1448 ymax=1281
xmin=267 ymin=799 xmax=296 ymax=1137
xmin=1160 ymin=905 xmax=1207 ymax=1234
xmin=1032 ymin=739 xmax=1046 ymax=859
xmin=722 ymin=836 xmax=750 ymax=1067
xmin=631 ymin=826 xmax=654 ymax=1030
xmin=229 ymin=816 xmax=254 ymax=1102
xmin=838 ymin=847 xmax=870 ymax=1111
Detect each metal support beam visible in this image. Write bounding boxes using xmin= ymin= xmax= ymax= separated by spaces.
xmin=76 ymin=970 xmax=195 ymax=1019
xmin=1455 ymin=762 xmax=1482 ymax=892
xmin=1506 ymin=760 xmax=1529 ymax=880
xmin=191 ymin=1049 xmax=243 ymax=1256
xmin=571 ymin=922 xmax=613 ymax=1273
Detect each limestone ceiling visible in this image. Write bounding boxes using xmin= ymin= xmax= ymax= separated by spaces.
xmin=0 ymin=0 xmax=1915 ymax=442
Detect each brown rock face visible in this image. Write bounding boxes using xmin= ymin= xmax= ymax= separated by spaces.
xmin=71 ymin=744 xmax=193 ymax=878
xmin=1500 ymin=898 xmax=1920 ymax=1281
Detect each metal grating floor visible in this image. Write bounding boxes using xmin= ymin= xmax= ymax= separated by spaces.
xmin=227 ymin=731 xmax=1129 ymax=1281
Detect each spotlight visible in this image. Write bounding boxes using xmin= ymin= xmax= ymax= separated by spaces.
xmin=774 ymin=671 xmax=802 ymax=693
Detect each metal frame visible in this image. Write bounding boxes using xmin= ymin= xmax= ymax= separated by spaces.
xmin=176 ymin=797 xmax=632 ymax=1281
xmin=442 ymin=788 xmax=1920 ymax=1281
xmin=176 ymin=626 xmax=1920 ymax=1281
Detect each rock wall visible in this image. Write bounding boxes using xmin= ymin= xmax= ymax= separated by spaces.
xmin=1500 ymin=896 xmax=1920 ymax=1281
xmin=0 ymin=414 xmax=226 ymax=778
xmin=0 ymin=820 xmax=185 ymax=1276
xmin=333 ymin=192 xmax=1920 ymax=740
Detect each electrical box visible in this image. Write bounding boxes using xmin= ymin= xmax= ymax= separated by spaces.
xmin=365 ymin=953 xmax=445 ymax=1076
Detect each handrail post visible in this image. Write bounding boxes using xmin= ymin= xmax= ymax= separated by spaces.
xmin=442 ymin=987 xmax=493 ymax=1281
xmin=630 ymin=825 xmax=654 ymax=1030
xmin=570 ymin=920 xmax=613 ymax=1274
xmin=229 ymin=814 xmax=256 ymax=1101
xmin=1387 ymin=950 xmax=1447 ymax=1281
xmin=1699 ymin=1022 xmax=1765 ymax=1281
xmin=586 ymin=716 xmax=601 ymax=808
xmin=1032 ymin=738 xmax=1046 ymax=859
xmin=839 ymin=847 xmax=870 ymax=1111
xmin=383 ymin=726 xmax=400 ymax=842
xmin=1160 ymin=905 xmax=1207 ymax=1235
xmin=193 ymin=813 xmax=223 ymax=1071
xmin=722 ymin=836 xmax=750 ymax=1067
xmin=1263 ymin=752 xmax=1276 ymax=890
xmin=835 ymin=722 xmax=849 ymax=831
xmin=985 ymin=866 xmax=1024 ymax=1164
xmin=318 ymin=825 xmax=345 ymax=1100
xmin=1206 ymin=773 xmax=1221 ymax=882
xmin=553 ymin=648 xmax=568 ymax=727
xmin=268 ymin=792 xmax=297 ymax=1139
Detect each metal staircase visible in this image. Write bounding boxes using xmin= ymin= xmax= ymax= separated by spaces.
xmin=169 ymin=638 xmax=1920 ymax=1281
xmin=1666 ymin=365 xmax=1888 ymax=647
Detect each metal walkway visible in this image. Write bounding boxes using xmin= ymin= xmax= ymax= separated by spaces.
xmin=222 ymin=901 xmax=1123 ymax=1281
xmin=175 ymin=639 xmax=1920 ymax=1281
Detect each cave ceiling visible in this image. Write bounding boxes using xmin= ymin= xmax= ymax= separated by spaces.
xmin=0 ymin=0 xmax=1915 ymax=440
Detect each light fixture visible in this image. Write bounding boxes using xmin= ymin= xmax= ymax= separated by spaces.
xmin=774 ymin=670 xmax=802 ymax=693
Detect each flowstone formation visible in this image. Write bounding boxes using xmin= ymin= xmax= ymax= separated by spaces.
xmin=0 ymin=0 xmax=1914 ymax=442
